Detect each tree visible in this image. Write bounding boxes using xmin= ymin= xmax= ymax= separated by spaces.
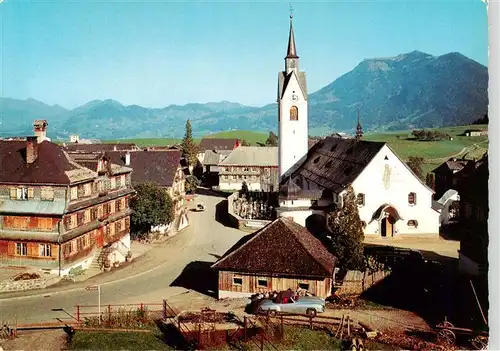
xmin=181 ymin=119 xmax=198 ymax=166
xmin=240 ymin=139 xmax=251 ymax=146
xmin=266 ymin=131 xmax=278 ymax=146
xmin=326 ymin=186 xmax=366 ymax=271
xmin=130 ymin=182 xmax=174 ymax=238
xmin=185 ymin=175 xmax=201 ymax=194
xmin=425 ymin=173 xmax=435 ymax=190
xmin=406 ymin=156 xmax=425 ymax=180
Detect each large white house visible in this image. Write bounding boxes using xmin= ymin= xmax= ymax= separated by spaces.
xmin=275 ymin=15 xmax=440 ymax=238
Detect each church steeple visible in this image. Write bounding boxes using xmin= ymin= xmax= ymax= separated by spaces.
xmin=285 ymin=7 xmax=299 ymax=74
xmin=286 ymin=14 xmax=298 ymax=59
xmin=356 ymin=109 xmax=363 ymax=141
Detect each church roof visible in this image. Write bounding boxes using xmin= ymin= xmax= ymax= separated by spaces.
xmin=286 ymin=17 xmax=298 ymax=59
xmin=279 ymin=176 xmax=322 ymax=200
xmin=278 ymin=71 xmax=308 ymax=101
xmin=283 ymin=137 xmax=386 ymax=194
xmin=211 ymin=217 xmax=337 ymax=277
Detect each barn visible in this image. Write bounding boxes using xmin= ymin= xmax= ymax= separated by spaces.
xmin=211 ymin=217 xmax=337 ymax=299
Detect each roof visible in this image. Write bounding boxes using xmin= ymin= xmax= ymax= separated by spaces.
xmin=211 ymin=217 xmax=337 ymax=277
xmin=0 ymin=140 xmax=96 ymax=185
xmin=0 ymin=198 xmax=66 ymax=215
xmin=278 ymin=71 xmax=308 ymax=100
xmin=279 ymin=176 xmax=323 ymax=200
xmin=286 ymin=17 xmax=298 ymax=58
xmin=198 ymin=138 xmax=238 ymax=152
xmin=286 ymin=137 xmax=385 ymax=193
xmin=432 ymin=158 xmax=470 ymax=174
xmin=105 ymin=150 xmax=182 ymax=187
xmin=220 ymin=146 xmax=278 ymax=167
xmin=63 ymin=143 xmax=139 ymax=153
xmin=203 ymin=149 xmax=231 ymax=166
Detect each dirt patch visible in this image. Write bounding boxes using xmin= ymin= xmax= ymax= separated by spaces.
xmin=0 ymin=330 xmax=67 ymax=351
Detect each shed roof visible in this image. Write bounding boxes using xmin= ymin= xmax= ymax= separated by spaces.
xmin=211 ymin=217 xmax=337 ymax=278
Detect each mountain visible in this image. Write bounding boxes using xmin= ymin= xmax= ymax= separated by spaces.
xmin=0 ymin=50 xmax=488 ymax=139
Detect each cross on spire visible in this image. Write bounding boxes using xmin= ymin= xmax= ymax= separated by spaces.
xmin=289 ymin=3 xmax=294 ymax=19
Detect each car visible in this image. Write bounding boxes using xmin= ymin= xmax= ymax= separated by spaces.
xmin=195 ymin=202 xmax=205 ymax=211
xmin=258 ymin=291 xmax=326 ymax=317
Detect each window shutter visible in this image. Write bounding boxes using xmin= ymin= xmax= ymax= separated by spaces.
xmin=9 ymin=188 xmax=16 ymax=199
xmin=28 ymin=188 xmax=34 ymax=199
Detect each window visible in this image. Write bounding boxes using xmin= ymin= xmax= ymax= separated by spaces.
xmin=224 ymin=175 xmax=229 ymax=180
xmin=84 ymin=183 xmax=92 ymax=196
xmin=290 ymin=106 xmax=298 ymax=121
xmin=408 ymin=192 xmax=417 ymax=205
xmin=407 ymin=220 xmax=418 ymax=228
xmin=384 ymin=155 xmax=389 ymax=160
xmin=17 ymin=187 xmax=29 ymax=200
xmin=233 ymin=175 xmax=237 ymax=180
xmin=110 ymin=177 xmax=116 ymax=189
xmin=298 ymin=282 xmax=309 ymax=291
xmin=16 ymin=243 xmax=28 ymax=256
xmin=97 ymin=181 xmax=104 ymax=193
xmin=39 ymin=244 xmax=51 ymax=257
xmin=233 ymin=277 xmax=243 ymax=286
xmin=77 ymin=212 xmax=84 ymax=226
xmin=41 ymin=187 xmax=55 ymax=201
xmin=244 ymin=167 xmax=249 ymax=172
xmin=70 ymin=187 xmax=78 ymax=200
xmin=115 ymin=199 xmax=122 ymax=212
xmin=356 ymin=193 xmax=365 ymax=206
xmin=313 ymin=157 xmax=320 ymax=164
xmin=39 ymin=218 xmax=53 ymax=231
xmin=84 ymin=209 xmax=91 ymax=223
xmin=77 ymin=236 xmax=85 ymax=250
xmin=257 ymin=279 xmax=268 ymax=288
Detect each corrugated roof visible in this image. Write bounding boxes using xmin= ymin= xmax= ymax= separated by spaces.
xmin=211 ymin=217 xmax=337 ymax=277
xmin=0 ymin=198 xmax=66 ymax=215
xmin=203 ymin=150 xmax=231 ymax=166
xmin=220 ymin=146 xmax=278 ymax=167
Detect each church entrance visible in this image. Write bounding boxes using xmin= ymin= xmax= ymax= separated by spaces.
xmin=380 ymin=215 xmax=396 ymax=237
xmin=372 ymin=204 xmax=402 ymax=238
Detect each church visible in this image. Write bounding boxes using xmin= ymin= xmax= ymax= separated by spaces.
xmin=275 ymin=14 xmax=440 ymax=238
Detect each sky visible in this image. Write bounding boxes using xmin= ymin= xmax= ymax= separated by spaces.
xmin=0 ymin=0 xmax=489 ymax=109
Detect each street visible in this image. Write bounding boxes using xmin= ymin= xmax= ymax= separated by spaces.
xmin=0 ymin=193 xmax=246 ymax=324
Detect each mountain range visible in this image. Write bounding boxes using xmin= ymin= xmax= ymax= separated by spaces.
xmin=0 ymin=50 xmax=488 ymax=140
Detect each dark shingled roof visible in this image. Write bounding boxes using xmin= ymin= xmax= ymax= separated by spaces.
xmin=286 ymin=137 xmax=385 ymax=193
xmin=432 ymin=158 xmax=470 ymax=174
xmin=63 ymin=143 xmax=139 ymax=153
xmin=211 ymin=218 xmax=337 ymax=278
xmin=198 ymin=138 xmax=238 ymax=152
xmin=0 ymin=140 xmax=94 ymax=185
xmin=105 ymin=150 xmax=182 ymax=187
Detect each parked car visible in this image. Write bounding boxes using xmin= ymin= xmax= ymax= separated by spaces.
xmin=258 ymin=291 xmax=326 ymax=317
xmin=195 ymin=202 xmax=205 ymax=211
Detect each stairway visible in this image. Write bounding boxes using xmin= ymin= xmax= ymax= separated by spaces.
xmin=86 ymin=247 xmax=108 ymax=273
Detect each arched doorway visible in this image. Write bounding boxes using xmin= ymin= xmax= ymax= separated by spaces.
xmin=371 ymin=204 xmax=403 ymax=238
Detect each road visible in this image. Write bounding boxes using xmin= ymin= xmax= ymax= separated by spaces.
xmin=0 ymin=192 xmax=246 ymax=324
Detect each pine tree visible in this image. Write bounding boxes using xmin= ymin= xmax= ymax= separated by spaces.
xmin=181 ymin=119 xmax=198 ymax=166
xmin=327 ymin=185 xmax=366 ymax=271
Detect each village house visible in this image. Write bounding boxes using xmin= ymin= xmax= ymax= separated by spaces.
xmin=432 ymin=157 xmax=470 ymax=199
xmin=218 ymin=146 xmax=279 ymax=192
xmin=105 ymin=150 xmax=189 ymax=231
xmin=202 ymin=149 xmax=232 ymax=185
xmin=196 ymin=138 xmax=240 ymax=164
xmin=0 ymin=121 xmax=135 ymax=276
xmin=278 ymin=137 xmax=441 ymax=238
xmin=211 ymin=217 xmax=337 ymax=299
xmin=454 ymin=154 xmax=488 ymax=276
xmin=463 ymin=129 xmax=488 ymax=137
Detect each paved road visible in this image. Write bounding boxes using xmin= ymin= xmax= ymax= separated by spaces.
xmin=0 ymin=193 xmax=246 ymax=324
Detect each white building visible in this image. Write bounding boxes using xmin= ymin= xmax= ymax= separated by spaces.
xmin=277 ymin=14 xmax=309 ymax=179
xmin=218 ymin=146 xmax=279 ymax=192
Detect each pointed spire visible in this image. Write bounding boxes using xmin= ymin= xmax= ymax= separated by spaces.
xmin=356 ymin=108 xmax=363 ymax=141
xmin=286 ymin=7 xmax=299 ymax=59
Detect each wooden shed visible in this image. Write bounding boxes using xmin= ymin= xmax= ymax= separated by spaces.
xmin=211 ymin=217 xmax=337 ymax=299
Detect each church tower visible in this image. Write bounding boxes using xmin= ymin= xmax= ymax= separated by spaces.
xmin=277 ymin=10 xmax=308 ymax=180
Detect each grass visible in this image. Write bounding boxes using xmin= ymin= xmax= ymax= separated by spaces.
xmin=69 ymin=330 xmax=173 ymax=350
xmin=275 ymin=325 xmax=398 ymax=350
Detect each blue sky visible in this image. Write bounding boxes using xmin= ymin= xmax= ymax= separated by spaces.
xmin=0 ymin=0 xmax=488 ymax=109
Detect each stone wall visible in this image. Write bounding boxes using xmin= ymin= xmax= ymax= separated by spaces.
xmin=0 ymin=275 xmax=62 ymax=293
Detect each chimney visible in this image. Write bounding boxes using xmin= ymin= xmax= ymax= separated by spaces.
xmin=125 ymin=152 xmax=131 ymax=166
xmin=113 ymin=146 xmax=117 ymax=151
xmin=33 ymin=120 xmax=48 ymax=143
xmin=26 ymin=136 xmax=39 ymax=164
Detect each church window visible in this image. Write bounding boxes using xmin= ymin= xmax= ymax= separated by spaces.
xmin=407 ymin=220 xmax=418 ymax=228
xmin=384 ymin=155 xmax=389 ymax=160
xmin=313 ymin=157 xmax=320 ymax=164
xmin=356 ymin=193 xmax=365 ymax=206
xmin=408 ymin=192 xmax=417 ymax=205
xmin=325 ymin=161 xmax=332 ymax=169
xmin=290 ymin=106 xmax=298 ymax=121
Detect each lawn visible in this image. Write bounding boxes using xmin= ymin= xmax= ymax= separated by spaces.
xmin=69 ymin=330 xmax=172 ymax=351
